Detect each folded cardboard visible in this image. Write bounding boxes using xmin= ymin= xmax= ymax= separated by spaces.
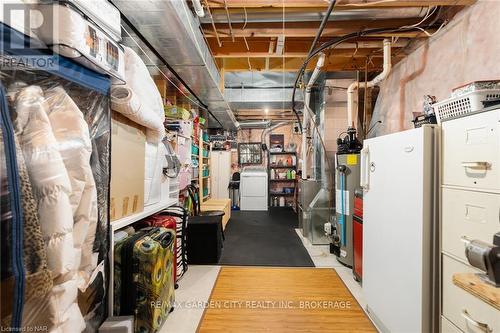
xmin=110 ymin=112 xmax=146 ymax=221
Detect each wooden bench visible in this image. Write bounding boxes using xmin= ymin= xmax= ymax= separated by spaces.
xmin=201 ymin=198 xmax=231 ymax=230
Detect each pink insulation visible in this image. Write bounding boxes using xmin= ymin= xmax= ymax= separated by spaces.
xmin=370 ymin=0 xmax=500 ymax=137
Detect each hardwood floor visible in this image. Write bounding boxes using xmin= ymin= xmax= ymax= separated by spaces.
xmin=197 ymin=267 xmax=376 ymax=333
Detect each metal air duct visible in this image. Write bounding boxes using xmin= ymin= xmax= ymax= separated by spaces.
xmin=199 ymin=7 xmax=428 ymax=24
xmin=112 ymin=0 xmax=237 ymax=129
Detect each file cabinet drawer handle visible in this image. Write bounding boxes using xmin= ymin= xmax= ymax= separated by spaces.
xmin=461 ymin=161 xmax=490 ymax=169
xmin=460 ymin=236 xmax=472 ymax=245
xmin=461 ymin=309 xmax=492 ymax=333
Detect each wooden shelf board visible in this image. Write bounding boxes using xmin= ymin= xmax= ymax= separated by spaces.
xmin=453 ymin=273 xmax=500 ymax=310
xmin=111 ymin=198 xmax=177 ymax=231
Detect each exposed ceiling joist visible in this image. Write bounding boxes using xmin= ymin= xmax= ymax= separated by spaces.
xmin=217 ymin=56 xmax=388 ymax=72
xmin=208 ymin=38 xmax=412 ymax=55
xmin=202 ymin=18 xmax=434 ymax=38
xmin=213 ymin=48 xmax=407 ymax=58
xmin=206 ymin=0 xmax=475 ymax=9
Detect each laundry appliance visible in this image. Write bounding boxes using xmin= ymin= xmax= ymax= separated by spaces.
xmin=240 ymin=166 xmax=268 ymax=211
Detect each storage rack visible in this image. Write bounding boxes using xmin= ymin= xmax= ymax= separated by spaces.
xmin=199 ymin=131 xmax=212 ymax=202
xmin=190 ymin=123 xmax=212 ymax=202
xmin=191 ymin=133 xmax=200 ymax=186
xmin=268 ymin=151 xmax=297 ymax=208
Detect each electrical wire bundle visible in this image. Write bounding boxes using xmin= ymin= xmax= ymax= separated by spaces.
xmin=291 ymin=2 xmax=449 ymax=133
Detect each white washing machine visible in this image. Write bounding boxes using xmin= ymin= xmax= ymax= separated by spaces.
xmin=240 ymin=166 xmax=268 ymax=211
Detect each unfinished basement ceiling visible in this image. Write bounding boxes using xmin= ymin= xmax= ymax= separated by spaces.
xmin=199 ymin=0 xmax=474 ymax=122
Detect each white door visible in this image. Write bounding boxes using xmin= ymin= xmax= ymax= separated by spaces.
xmin=361 ymin=127 xmax=436 ymax=333
xmin=211 ymin=151 xmax=231 ymax=199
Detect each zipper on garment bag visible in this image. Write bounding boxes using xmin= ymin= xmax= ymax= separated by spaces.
xmin=0 ymin=83 xmax=25 ymax=329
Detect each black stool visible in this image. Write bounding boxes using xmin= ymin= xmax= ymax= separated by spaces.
xmin=187 ymin=211 xmax=225 ymax=264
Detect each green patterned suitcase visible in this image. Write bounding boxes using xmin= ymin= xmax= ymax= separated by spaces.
xmin=114 ymin=227 xmax=175 ymax=333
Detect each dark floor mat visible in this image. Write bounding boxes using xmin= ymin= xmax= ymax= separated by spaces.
xmin=219 ymin=207 xmax=314 ymax=267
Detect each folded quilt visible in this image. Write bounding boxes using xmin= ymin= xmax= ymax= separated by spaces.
xmin=111 ymin=46 xmax=165 ymax=143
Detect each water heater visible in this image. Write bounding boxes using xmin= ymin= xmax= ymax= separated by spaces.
xmin=331 ymin=127 xmax=362 ymax=267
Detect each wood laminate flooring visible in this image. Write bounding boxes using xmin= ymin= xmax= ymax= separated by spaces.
xmin=197 ymin=267 xmax=376 ymax=333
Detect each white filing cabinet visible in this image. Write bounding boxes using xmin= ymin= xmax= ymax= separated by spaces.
xmin=210 ymin=151 xmax=232 ymax=199
xmin=440 ymin=108 xmax=500 ymax=333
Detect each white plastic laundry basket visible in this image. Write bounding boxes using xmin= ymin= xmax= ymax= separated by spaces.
xmin=434 ymin=89 xmax=500 ymax=123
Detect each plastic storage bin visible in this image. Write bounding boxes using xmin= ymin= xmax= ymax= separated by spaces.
xmin=192 ymin=144 xmax=199 ymax=156
xmin=202 ymin=167 xmax=209 ymax=177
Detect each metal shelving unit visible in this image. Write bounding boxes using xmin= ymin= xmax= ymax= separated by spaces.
xmin=268 ymin=151 xmax=298 ymax=208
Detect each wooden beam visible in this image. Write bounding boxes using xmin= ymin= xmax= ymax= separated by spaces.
xmin=213 ymin=48 xmax=406 ymax=58
xmin=202 ymin=19 xmax=433 ymax=38
xmin=206 ymin=0 xmax=475 ymax=9
xmin=215 ymin=52 xmax=307 ymax=59
xmin=220 ymin=58 xmax=225 ymax=92
xmin=221 ymin=56 xmax=391 ymax=72
xmin=207 ymin=38 xmax=412 ymax=56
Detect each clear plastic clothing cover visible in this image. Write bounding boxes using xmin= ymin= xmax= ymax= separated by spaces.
xmin=0 ymin=57 xmax=111 ymax=332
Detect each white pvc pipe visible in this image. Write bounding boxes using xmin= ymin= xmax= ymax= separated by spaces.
xmin=192 ymin=0 xmax=205 ymax=17
xmin=347 ymin=39 xmax=391 ymax=128
xmin=302 ymin=53 xmax=326 ymax=180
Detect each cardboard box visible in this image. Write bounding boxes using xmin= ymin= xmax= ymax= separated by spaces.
xmin=110 ymin=112 xmax=146 ymax=221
